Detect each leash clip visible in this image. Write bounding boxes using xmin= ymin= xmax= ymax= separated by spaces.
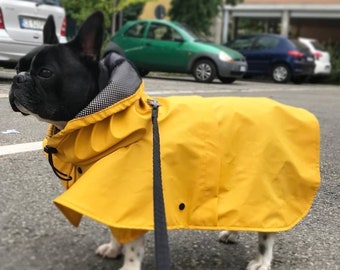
xmin=147 ymin=98 xmax=160 ymax=108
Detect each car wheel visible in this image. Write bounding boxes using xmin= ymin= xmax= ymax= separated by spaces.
xmin=192 ymin=59 xmax=216 ymax=83
xmin=271 ymin=64 xmax=291 ymax=83
xmin=309 ymin=76 xmax=327 ymax=83
xmin=219 ymin=77 xmax=236 ymax=84
xmin=138 ymin=69 xmax=149 ymax=77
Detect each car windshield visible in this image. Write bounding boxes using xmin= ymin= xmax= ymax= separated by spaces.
xmin=172 ymin=22 xmax=199 ymax=41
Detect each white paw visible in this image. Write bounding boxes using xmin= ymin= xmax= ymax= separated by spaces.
xmin=218 ymin=231 xmax=239 ymax=244
xmin=95 ymin=242 xmax=123 ymax=258
xmin=119 ymin=265 xmax=140 ymax=270
xmin=246 ymin=259 xmax=271 ymax=270
xmin=119 ymin=266 xmax=140 ymax=270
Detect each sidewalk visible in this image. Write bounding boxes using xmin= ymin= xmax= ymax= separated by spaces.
xmin=0 ymin=68 xmax=15 ymax=80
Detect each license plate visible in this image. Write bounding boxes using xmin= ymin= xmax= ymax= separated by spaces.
xmin=307 ymin=56 xmax=314 ymax=62
xmin=19 ymin=17 xmax=45 ymax=30
xmin=240 ymin=66 xmax=247 ymax=72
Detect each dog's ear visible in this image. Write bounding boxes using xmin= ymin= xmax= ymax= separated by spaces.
xmin=43 ymin=15 xmax=59 ymax=45
xmin=68 ymin=11 xmax=104 ymax=61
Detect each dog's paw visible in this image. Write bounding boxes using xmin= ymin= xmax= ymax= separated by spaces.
xmin=119 ymin=266 xmax=140 ymax=270
xmin=96 ymin=242 xmax=123 ymax=258
xmin=218 ymin=231 xmax=239 ymax=244
xmin=246 ymin=259 xmax=271 ymax=270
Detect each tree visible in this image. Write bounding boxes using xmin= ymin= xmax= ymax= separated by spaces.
xmin=62 ymin=0 xmax=153 ymax=33
xmin=122 ymin=2 xmax=144 ymax=22
xmin=169 ymin=0 xmax=223 ymax=38
xmin=225 ymin=0 xmax=241 ymax=6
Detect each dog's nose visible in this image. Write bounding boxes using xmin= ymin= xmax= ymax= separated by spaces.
xmin=15 ymin=73 xmax=28 ymax=84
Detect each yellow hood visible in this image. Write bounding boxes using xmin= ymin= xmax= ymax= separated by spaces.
xmin=43 ymin=81 xmax=320 ymax=243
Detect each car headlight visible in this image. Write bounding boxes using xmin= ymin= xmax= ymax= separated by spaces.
xmin=219 ymin=51 xmax=233 ymax=62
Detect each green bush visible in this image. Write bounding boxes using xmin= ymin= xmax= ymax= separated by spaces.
xmin=325 ymin=43 xmax=340 ymax=84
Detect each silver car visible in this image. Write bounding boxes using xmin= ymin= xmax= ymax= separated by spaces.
xmin=0 ymin=0 xmax=67 ymax=68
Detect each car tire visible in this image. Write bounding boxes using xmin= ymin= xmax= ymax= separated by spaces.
xmin=138 ymin=69 xmax=149 ymax=77
xmin=192 ymin=59 xmax=216 ymax=83
xmin=219 ymin=77 xmax=236 ymax=84
xmin=271 ymin=64 xmax=291 ymax=83
xmin=309 ymin=76 xmax=328 ymax=83
xmin=0 ymin=61 xmax=17 ymax=69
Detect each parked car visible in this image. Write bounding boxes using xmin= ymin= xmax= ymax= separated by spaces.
xmin=298 ymin=37 xmax=331 ymax=81
xmin=0 ymin=0 xmax=66 ymax=68
xmin=107 ymin=19 xmax=247 ymax=83
xmin=225 ymin=34 xmax=315 ymax=83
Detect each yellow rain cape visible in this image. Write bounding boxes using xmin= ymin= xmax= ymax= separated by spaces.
xmin=43 ymin=55 xmax=320 ymax=243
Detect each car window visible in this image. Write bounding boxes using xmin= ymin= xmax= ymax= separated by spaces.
xmin=146 ymin=23 xmax=180 ymax=41
xmin=24 ymin=0 xmax=61 ymax=5
xmin=290 ymin=40 xmax=310 ymax=52
xmin=228 ymin=37 xmax=254 ymax=50
xmin=253 ymin=36 xmax=279 ymax=50
xmin=124 ymin=22 xmax=147 ymax=38
xmin=311 ymin=40 xmax=326 ymax=51
xmin=173 ymin=22 xmax=197 ymax=40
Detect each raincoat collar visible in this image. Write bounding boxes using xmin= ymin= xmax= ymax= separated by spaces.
xmin=76 ymin=52 xmax=142 ymax=118
xmin=44 ymin=52 xmax=147 ymax=178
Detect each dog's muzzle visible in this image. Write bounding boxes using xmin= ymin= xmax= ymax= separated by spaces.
xmin=14 ymin=72 xmax=28 ymax=84
xmin=9 ymin=72 xmax=31 ymax=115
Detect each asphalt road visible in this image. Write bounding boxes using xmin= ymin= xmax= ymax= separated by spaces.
xmin=0 ymin=71 xmax=339 ymax=270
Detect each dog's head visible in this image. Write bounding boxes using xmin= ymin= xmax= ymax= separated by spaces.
xmin=9 ymin=11 xmax=105 ymax=128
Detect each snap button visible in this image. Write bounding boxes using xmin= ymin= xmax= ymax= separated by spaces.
xmin=179 ymin=203 xmax=185 ymax=210
xmin=77 ymin=167 xmax=83 ymax=174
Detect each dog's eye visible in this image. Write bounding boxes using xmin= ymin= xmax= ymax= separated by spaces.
xmin=39 ymin=68 xmax=52 ymax=78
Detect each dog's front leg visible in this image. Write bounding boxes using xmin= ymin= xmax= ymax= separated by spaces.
xmin=246 ymin=232 xmax=275 ymax=270
xmin=218 ymin=230 xmax=240 ymax=243
xmin=120 ymin=235 xmax=145 ymax=270
xmin=96 ymin=235 xmax=123 ymax=259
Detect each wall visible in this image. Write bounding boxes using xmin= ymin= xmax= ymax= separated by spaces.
xmin=139 ymin=0 xmax=171 ymax=19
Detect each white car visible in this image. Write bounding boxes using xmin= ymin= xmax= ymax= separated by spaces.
xmin=0 ymin=0 xmax=67 ymax=68
xmin=299 ymin=37 xmax=331 ymax=79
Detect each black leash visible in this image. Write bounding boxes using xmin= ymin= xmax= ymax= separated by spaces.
xmin=148 ymin=99 xmax=171 ymax=270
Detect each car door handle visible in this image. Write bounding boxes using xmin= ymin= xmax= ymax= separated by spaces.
xmin=145 ymin=42 xmax=151 ymax=46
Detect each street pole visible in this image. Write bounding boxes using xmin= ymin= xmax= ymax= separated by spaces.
xmin=111 ymin=0 xmax=117 ymax=35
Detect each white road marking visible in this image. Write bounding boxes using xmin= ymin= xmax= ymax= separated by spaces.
xmin=0 ymin=141 xmax=42 ymax=156
xmin=0 ymin=93 xmax=9 ymax=98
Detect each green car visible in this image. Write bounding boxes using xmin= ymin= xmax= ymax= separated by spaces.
xmin=108 ymin=19 xmax=247 ymax=83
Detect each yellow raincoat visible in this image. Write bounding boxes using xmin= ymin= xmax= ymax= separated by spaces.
xmin=43 ymin=54 xmax=320 ymax=243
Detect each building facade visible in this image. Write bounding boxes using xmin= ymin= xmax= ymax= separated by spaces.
xmin=139 ymin=0 xmax=171 ymax=20
xmin=221 ymin=0 xmax=340 ymax=43
xmin=138 ymin=0 xmax=340 ymax=44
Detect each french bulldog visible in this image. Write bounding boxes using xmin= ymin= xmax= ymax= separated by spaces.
xmin=9 ymin=11 xmax=320 ymax=270
xmin=9 ymin=12 xmax=106 ymax=130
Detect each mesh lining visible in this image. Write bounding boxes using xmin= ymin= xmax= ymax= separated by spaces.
xmin=76 ymin=54 xmax=141 ymax=118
